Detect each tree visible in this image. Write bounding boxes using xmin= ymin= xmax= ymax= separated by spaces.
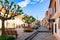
xmin=22 ymin=15 xmax=36 ymax=27
xmin=35 ymin=20 xmax=40 ymax=26
xmin=0 ymin=0 xmax=23 ymax=36
xmin=30 ymin=16 xmax=36 ymax=22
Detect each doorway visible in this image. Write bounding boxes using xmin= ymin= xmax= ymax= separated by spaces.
xmin=52 ymin=23 xmax=53 ymax=34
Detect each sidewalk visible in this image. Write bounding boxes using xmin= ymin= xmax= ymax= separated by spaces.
xmin=54 ymin=33 xmax=60 ymax=40
xmin=15 ymin=28 xmax=37 ymax=40
xmin=32 ymin=26 xmax=57 ymax=40
xmin=32 ymin=32 xmax=57 ymax=40
xmin=38 ymin=26 xmax=49 ymax=31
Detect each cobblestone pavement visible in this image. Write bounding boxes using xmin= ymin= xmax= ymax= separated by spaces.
xmin=38 ymin=26 xmax=49 ymax=31
xmin=32 ymin=32 xmax=57 ymax=40
xmin=15 ymin=28 xmax=37 ymax=40
xmin=32 ymin=26 xmax=57 ymax=40
xmin=15 ymin=26 xmax=57 ymax=40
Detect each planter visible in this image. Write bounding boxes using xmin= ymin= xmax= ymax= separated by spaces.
xmin=24 ymin=27 xmax=33 ymax=32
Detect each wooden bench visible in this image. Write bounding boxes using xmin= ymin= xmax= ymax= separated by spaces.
xmin=24 ymin=27 xmax=33 ymax=32
xmin=5 ymin=29 xmax=18 ymax=38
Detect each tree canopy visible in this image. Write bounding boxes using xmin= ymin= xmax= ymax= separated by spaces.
xmin=0 ymin=0 xmax=24 ymax=36
xmin=0 ymin=0 xmax=23 ymax=20
xmin=22 ymin=15 xmax=36 ymax=24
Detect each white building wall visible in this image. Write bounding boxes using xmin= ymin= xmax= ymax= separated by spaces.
xmin=54 ymin=18 xmax=60 ymax=38
xmin=48 ymin=8 xmax=52 ymax=15
xmin=56 ymin=18 xmax=60 ymax=38
xmin=0 ymin=18 xmax=24 ymax=28
xmin=53 ymin=22 xmax=55 ymax=34
xmin=0 ymin=20 xmax=2 ymax=28
xmin=14 ymin=18 xmax=24 ymax=26
xmin=5 ymin=20 xmax=15 ymax=28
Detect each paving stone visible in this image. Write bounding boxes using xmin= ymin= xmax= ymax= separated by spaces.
xmin=15 ymin=26 xmax=57 ymax=40
xmin=32 ymin=32 xmax=57 ymax=40
xmin=15 ymin=28 xmax=37 ymax=40
xmin=32 ymin=26 xmax=57 ymax=40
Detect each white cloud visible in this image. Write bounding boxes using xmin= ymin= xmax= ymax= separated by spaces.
xmin=30 ymin=0 xmax=44 ymax=4
xmin=30 ymin=2 xmax=36 ymax=4
xmin=40 ymin=0 xmax=43 ymax=3
xmin=17 ymin=0 xmax=30 ymax=8
xmin=30 ymin=0 xmax=39 ymax=4
xmin=17 ymin=0 xmax=44 ymax=8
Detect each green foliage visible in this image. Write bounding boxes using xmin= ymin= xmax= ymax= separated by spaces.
xmin=0 ymin=35 xmax=15 ymax=40
xmin=35 ymin=20 xmax=40 ymax=25
xmin=30 ymin=16 xmax=36 ymax=22
xmin=22 ymin=16 xmax=29 ymax=23
xmin=35 ymin=22 xmax=40 ymax=25
xmin=0 ymin=0 xmax=23 ymax=18
xmin=22 ymin=15 xmax=36 ymax=24
xmin=0 ymin=0 xmax=24 ymax=36
xmin=22 ymin=15 xmax=36 ymax=27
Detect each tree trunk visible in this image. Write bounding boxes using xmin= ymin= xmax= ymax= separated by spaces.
xmin=1 ymin=19 xmax=5 ymax=36
xmin=28 ymin=23 xmax=30 ymax=27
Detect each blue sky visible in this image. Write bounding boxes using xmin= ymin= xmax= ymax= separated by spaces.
xmin=8 ymin=0 xmax=50 ymax=20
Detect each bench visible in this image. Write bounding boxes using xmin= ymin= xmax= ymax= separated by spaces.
xmin=24 ymin=27 xmax=33 ymax=32
xmin=5 ymin=29 xmax=18 ymax=38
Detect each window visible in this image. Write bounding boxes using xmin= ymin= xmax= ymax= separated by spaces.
xmin=54 ymin=2 xmax=56 ymax=12
xmin=52 ymin=2 xmax=56 ymax=15
xmin=52 ymin=7 xmax=54 ymax=15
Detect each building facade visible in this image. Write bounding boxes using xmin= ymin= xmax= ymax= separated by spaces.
xmin=42 ymin=11 xmax=50 ymax=28
xmin=0 ymin=15 xmax=24 ymax=28
xmin=49 ymin=0 xmax=60 ymax=38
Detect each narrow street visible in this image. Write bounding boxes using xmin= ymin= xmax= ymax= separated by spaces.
xmin=31 ymin=26 xmax=57 ymax=40
xmin=38 ymin=26 xmax=49 ymax=31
